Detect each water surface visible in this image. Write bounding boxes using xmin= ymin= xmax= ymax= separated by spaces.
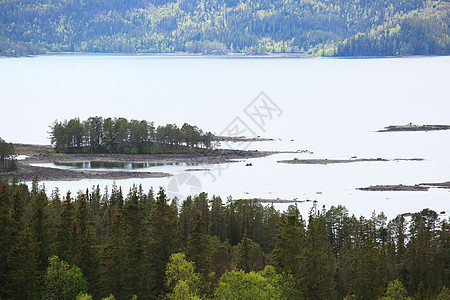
xmin=1 ymin=55 xmax=449 ymax=218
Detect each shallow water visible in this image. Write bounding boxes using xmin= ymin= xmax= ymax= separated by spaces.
xmin=44 ymin=161 xmax=202 ymax=170
xmin=1 ymin=55 xmax=449 ymax=218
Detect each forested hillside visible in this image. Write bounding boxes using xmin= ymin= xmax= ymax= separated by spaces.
xmin=0 ymin=178 xmax=449 ymax=299
xmin=0 ymin=0 xmax=448 ymax=56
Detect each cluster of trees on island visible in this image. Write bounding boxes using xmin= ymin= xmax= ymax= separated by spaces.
xmin=49 ymin=117 xmax=216 ymax=154
xmin=0 ymin=177 xmax=448 ymax=299
xmin=0 ymin=0 xmax=448 ymax=56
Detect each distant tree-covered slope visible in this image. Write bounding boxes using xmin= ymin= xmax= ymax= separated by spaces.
xmin=332 ymin=1 xmax=450 ymax=56
xmin=0 ymin=0 xmax=448 ymax=56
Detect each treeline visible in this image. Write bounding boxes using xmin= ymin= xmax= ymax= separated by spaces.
xmin=0 ymin=138 xmax=17 ymax=171
xmin=0 ymin=178 xmax=448 ymax=299
xmin=49 ymin=117 xmax=216 ymax=154
xmin=1 ymin=0 xmax=445 ymax=57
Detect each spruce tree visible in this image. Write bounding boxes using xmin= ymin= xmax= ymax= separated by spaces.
xmin=302 ymin=215 xmax=336 ymax=299
xmin=271 ymin=213 xmax=305 ymax=287
xmin=29 ymin=189 xmax=50 ymax=276
xmin=146 ymin=187 xmax=181 ymax=298
xmin=122 ymin=188 xmax=146 ymax=298
xmin=5 ymin=228 xmax=39 ymax=299
xmin=72 ymin=194 xmax=100 ymax=299
xmin=56 ymin=192 xmax=74 ymax=263
xmin=101 ymin=212 xmax=126 ymax=299
xmin=187 ymin=211 xmax=212 ymax=282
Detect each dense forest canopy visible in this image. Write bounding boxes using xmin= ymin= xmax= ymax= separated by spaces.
xmin=49 ymin=117 xmax=216 ymax=154
xmin=0 ymin=178 xmax=448 ymax=299
xmin=0 ymin=0 xmax=448 ymax=56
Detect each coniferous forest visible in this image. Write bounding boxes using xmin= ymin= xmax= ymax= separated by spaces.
xmin=0 ymin=177 xmax=448 ymax=299
xmin=0 ymin=0 xmax=448 ymax=57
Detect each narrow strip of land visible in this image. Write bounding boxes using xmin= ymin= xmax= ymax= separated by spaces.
xmin=357 ymin=181 xmax=450 ymax=191
xmin=277 ymin=158 xmax=423 ymax=165
xmin=357 ymin=185 xmax=429 ymax=191
xmin=240 ymin=198 xmax=317 ymax=204
xmin=378 ymin=124 xmax=450 ymax=132
xmin=214 ymin=135 xmax=275 ymax=142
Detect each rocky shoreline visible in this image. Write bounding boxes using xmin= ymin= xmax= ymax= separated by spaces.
xmin=1 ymin=144 xmax=277 ymax=182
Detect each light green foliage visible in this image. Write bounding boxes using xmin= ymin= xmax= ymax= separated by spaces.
xmin=169 ymin=280 xmax=202 ymax=300
xmin=259 ymin=266 xmax=302 ymax=299
xmin=76 ymin=293 xmax=93 ymax=300
xmin=166 ymin=253 xmax=200 ymax=293
xmin=437 ymin=286 xmax=450 ymax=300
xmin=214 ymin=270 xmax=278 ymax=300
xmin=380 ymin=279 xmax=411 ymax=300
xmin=43 ymin=256 xmax=88 ymax=300
xmin=214 ymin=267 xmax=300 ymax=300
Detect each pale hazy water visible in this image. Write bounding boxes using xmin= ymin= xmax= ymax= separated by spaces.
xmin=1 ymin=55 xmax=449 ymax=218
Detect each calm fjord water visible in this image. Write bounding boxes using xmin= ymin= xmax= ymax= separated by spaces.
xmin=1 ymin=55 xmax=449 ymax=218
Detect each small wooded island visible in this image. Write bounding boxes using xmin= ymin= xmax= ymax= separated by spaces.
xmin=1 ymin=117 xmax=279 ymax=181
